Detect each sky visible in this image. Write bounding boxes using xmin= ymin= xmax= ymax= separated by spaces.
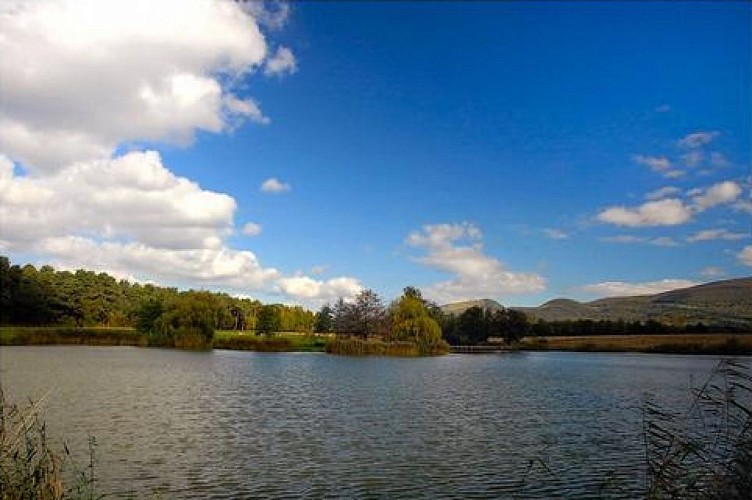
xmin=0 ymin=0 xmax=750 ymax=308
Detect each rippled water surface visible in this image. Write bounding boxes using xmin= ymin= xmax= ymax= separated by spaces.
xmin=1 ymin=347 xmax=744 ymax=498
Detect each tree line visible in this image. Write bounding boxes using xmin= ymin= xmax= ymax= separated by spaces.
xmin=0 ymin=256 xmax=314 ymax=336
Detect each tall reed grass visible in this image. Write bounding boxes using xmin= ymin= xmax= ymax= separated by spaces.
xmin=643 ymin=358 xmax=751 ymax=498
xmin=0 ymin=386 xmax=100 ymax=499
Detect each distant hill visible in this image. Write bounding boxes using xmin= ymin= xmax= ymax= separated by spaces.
xmin=441 ymin=278 xmax=752 ymax=329
xmin=441 ymin=299 xmax=504 ymax=316
xmin=513 ymin=277 xmax=752 ymax=328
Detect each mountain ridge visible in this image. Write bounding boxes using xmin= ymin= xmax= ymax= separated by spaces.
xmin=441 ymin=277 xmax=752 ymax=328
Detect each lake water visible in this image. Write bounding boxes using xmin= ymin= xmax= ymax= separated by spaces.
xmin=1 ymin=346 xmax=746 ymax=498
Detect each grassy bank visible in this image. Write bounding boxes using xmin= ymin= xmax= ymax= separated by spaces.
xmin=521 ymin=333 xmax=752 ymax=354
xmin=213 ymin=331 xmax=330 ymax=352
xmin=326 ymin=337 xmax=450 ymax=356
xmin=0 ymin=326 xmax=147 ymax=346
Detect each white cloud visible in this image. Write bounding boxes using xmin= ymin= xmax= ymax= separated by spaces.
xmin=699 ymin=266 xmax=726 ymax=278
xmin=597 ymin=198 xmax=693 ymax=227
xmin=406 ymin=223 xmax=546 ymax=303
xmin=632 ymin=154 xmax=672 ymax=172
xmin=264 ymin=46 xmax=298 ymax=76
xmin=579 ymin=279 xmax=700 ymax=298
xmin=543 ymin=228 xmax=569 ymax=240
xmin=645 ymin=186 xmax=681 ymax=201
xmin=242 ymin=222 xmax=263 ymax=236
xmin=687 ymin=229 xmax=747 ymax=243
xmin=0 ymin=151 xmax=235 ymax=250
xmin=678 ymin=131 xmax=720 ymax=149
xmin=691 ymin=181 xmax=742 ymax=210
xmin=32 ymin=236 xmax=280 ymax=290
xmin=260 ymin=177 xmax=291 ymax=193
xmin=276 ymin=276 xmax=363 ymax=301
xmin=0 ymin=0 xmax=272 ymax=173
xmin=739 ymin=246 xmax=752 ymax=267
xmin=654 ymin=104 xmax=671 ymax=113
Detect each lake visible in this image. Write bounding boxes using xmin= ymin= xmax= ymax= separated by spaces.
xmin=1 ymin=346 xmax=746 ymax=498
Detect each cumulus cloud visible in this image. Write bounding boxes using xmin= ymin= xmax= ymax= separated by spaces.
xmin=597 ymin=198 xmax=693 ymax=227
xmin=0 ymin=2 xmax=367 ymax=304
xmin=0 ymin=0 xmax=274 ymax=173
xmin=242 ymin=222 xmax=263 ymax=236
xmin=579 ymin=279 xmax=700 ymax=298
xmin=276 ymin=276 xmax=363 ymax=301
xmin=260 ymin=177 xmax=291 ymax=193
xmin=264 ymin=46 xmax=298 ymax=76
xmin=687 ymin=229 xmax=747 ymax=243
xmin=678 ymin=131 xmax=720 ymax=149
xmin=0 ymin=151 xmax=235 ymax=249
xmin=598 ymin=181 xmax=743 ymax=228
xmin=739 ymin=246 xmax=752 ymax=267
xmin=691 ymin=181 xmax=742 ymax=210
xmin=406 ymin=223 xmax=546 ymax=303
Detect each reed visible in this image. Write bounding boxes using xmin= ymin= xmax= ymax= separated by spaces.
xmin=643 ymin=358 xmax=751 ymax=498
xmin=325 ymin=338 xmax=448 ymax=356
xmin=0 ymin=386 xmax=100 ymax=500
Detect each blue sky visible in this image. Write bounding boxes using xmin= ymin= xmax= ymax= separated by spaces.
xmin=0 ymin=0 xmax=750 ymax=307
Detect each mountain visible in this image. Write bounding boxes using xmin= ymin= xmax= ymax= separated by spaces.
xmin=441 ymin=299 xmax=504 ymax=316
xmin=514 ymin=277 xmax=752 ymax=328
xmin=442 ymin=278 xmax=752 ymax=328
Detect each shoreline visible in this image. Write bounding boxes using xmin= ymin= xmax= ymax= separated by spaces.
xmin=2 ymin=327 xmax=751 ymax=355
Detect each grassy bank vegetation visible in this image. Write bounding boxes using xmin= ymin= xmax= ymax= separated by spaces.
xmin=521 ymin=333 xmax=752 ymax=354
xmin=213 ymin=331 xmax=330 ymax=352
xmin=325 ymin=338 xmax=449 ymax=356
xmin=0 ymin=326 xmax=146 ymax=347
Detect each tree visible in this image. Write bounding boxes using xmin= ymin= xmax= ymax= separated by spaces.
xmin=256 ymin=304 xmax=281 ymax=335
xmin=314 ymin=304 xmax=334 ymax=333
xmin=390 ymin=288 xmax=443 ymax=349
xmin=455 ymin=306 xmax=487 ymax=345
xmin=333 ymin=298 xmax=357 ymax=335
xmin=353 ymin=289 xmax=384 ymax=338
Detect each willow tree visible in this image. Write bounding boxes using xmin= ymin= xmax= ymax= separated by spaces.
xmin=390 ymin=287 xmax=446 ymax=353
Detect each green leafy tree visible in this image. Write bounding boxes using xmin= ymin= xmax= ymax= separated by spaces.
xmin=391 ymin=287 xmax=446 ymax=353
xmin=314 ymin=304 xmax=334 ymax=333
xmin=256 ymin=305 xmax=281 ymax=335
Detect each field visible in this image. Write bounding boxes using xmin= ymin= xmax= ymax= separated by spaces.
xmin=521 ymin=334 xmax=752 ymax=354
